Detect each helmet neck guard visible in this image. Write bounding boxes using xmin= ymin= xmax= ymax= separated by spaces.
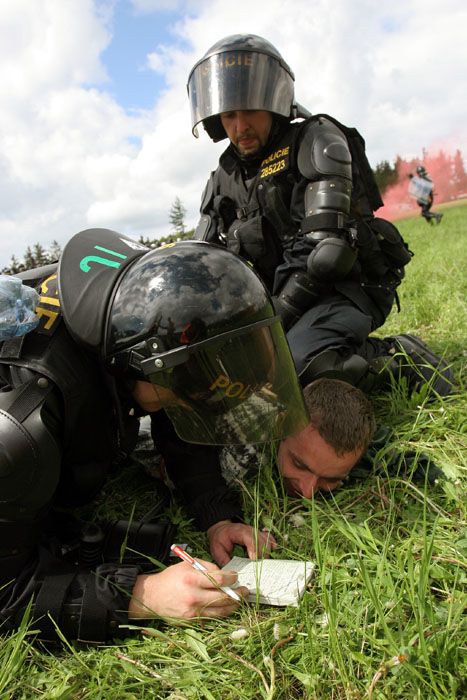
xmin=58 ymin=229 xmax=148 ymax=353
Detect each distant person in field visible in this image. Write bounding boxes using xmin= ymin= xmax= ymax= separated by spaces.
xmin=408 ymin=166 xmax=443 ymax=224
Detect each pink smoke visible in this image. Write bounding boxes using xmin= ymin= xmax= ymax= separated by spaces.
xmin=377 ymin=148 xmax=467 ymax=221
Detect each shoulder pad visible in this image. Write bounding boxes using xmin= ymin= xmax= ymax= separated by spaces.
xmin=297 ymin=117 xmax=351 ymax=180
xmin=0 ymin=380 xmax=60 ymax=517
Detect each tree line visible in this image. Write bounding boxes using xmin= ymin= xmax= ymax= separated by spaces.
xmin=2 ymin=241 xmax=63 ymax=275
xmin=1 ymin=197 xmax=193 ymax=275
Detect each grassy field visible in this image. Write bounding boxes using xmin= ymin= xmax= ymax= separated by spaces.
xmin=1 ymin=204 xmax=466 ymax=700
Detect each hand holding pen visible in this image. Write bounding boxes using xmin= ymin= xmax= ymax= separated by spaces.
xmin=170 ymin=544 xmax=243 ymax=602
xmin=129 ymin=548 xmax=246 ymax=621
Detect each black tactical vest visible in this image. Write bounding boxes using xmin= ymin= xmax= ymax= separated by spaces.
xmin=207 ymin=124 xmax=302 ymax=289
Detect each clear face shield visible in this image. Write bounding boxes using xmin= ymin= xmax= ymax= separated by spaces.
xmin=187 ymin=50 xmax=294 ymax=137
xmin=140 ymin=317 xmax=309 ymax=445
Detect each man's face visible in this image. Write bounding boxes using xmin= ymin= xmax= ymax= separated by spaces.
xmin=132 ymin=380 xmax=187 ymax=413
xmin=220 ymin=110 xmax=273 ymax=156
xmin=277 ymin=424 xmax=362 ymax=498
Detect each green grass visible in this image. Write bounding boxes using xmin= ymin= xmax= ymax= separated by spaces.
xmin=1 ymin=204 xmax=466 ymax=700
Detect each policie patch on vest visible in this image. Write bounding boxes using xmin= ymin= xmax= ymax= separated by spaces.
xmin=259 ymin=145 xmax=290 ymax=179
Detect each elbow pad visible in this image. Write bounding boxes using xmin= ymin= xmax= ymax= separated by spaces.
xmin=307 ymin=237 xmax=357 ymax=282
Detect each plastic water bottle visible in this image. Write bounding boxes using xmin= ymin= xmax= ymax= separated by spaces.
xmin=0 ymin=274 xmax=40 ymax=340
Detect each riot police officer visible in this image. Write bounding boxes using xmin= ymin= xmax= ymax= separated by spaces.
xmin=0 ymin=228 xmax=308 ymax=643
xmin=408 ymin=165 xmax=443 ymax=224
xmin=188 ymin=34 xmax=453 ymax=395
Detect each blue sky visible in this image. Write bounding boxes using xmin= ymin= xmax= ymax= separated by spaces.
xmin=97 ymin=1 xmax=177 ymax=109
xmin=0 ymin=0 xmax=466 ymax=266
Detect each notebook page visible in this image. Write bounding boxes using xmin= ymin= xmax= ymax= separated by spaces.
xmin=223 ymin=557 xmax=315 ymax=606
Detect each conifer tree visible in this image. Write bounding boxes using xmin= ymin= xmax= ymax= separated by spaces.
xmin=169 ymin=197 xmax=187 ymax=235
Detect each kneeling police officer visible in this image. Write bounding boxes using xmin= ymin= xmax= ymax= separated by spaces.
xmin=0 ymin=228 xmax=308 ymax=643
xmin=188 ymin=34 xmax=453 ymax=396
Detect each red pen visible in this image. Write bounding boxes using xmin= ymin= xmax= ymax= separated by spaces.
xmin=170 ymin=544 xmax=242 ymax=602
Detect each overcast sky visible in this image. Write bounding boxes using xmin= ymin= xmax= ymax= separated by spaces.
xmin=1 ymin=0 xmax=466 ymax=267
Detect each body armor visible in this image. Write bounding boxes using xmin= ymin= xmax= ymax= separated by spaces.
xmin=196 ymin=115 xmax=411 ymax=325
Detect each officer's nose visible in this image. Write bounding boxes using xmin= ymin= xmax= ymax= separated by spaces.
xmin=299 ymin=474 xmax=319 ymax=499
xmin=235 ymin=111 xmax=251 ymax=133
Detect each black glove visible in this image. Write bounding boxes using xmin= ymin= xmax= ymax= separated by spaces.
xmin=272 ymin=272 xmax=327 ymax=331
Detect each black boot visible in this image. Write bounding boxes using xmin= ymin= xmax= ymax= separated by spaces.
xmin=377 ymin=334 xmax=455 ymax=397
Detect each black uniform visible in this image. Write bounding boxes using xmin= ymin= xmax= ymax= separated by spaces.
xmin=0 ymin=269 xmax=242 ymax=644
xmin=195 ymin=114 xmax=413 ymax=387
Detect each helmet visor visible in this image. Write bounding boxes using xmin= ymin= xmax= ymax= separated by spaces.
xmin=143 ymin=319 xmax=308 ymax=444
xmin=188 ymin=51 xmax=294 ymax=135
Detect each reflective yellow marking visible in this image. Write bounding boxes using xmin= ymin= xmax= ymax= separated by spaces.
xmin=40 ymin=274 xmax=58 ymax=295
xmin=39 ymin=295 xmax=60 ymax=306
xmin=36 ymin=307 xmax=59 ymax=330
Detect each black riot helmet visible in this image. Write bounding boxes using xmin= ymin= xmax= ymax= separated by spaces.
xmin=58 ymin=229 xmax=308 ymax=445
xmin=187 ymin=34 xmax=295 ymax=142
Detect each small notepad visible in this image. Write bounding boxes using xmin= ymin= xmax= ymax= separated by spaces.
xmin=223 ymin=557 xmax=315 ymax=607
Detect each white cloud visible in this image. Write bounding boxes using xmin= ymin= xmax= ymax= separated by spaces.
xmin=0 ymin=0 xmax=149 ymax=264
xmin=0 ymin=0 xmax=466 ymax=267
xmin=0 ymin=0 xmax=110 ymax=99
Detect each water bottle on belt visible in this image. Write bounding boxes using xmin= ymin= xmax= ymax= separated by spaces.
xmin=0 ymin=274 xmax=40 ymax=340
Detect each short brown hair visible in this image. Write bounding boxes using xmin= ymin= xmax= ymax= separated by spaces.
xmin=302 ymin=378 xmax=376 ymax=456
